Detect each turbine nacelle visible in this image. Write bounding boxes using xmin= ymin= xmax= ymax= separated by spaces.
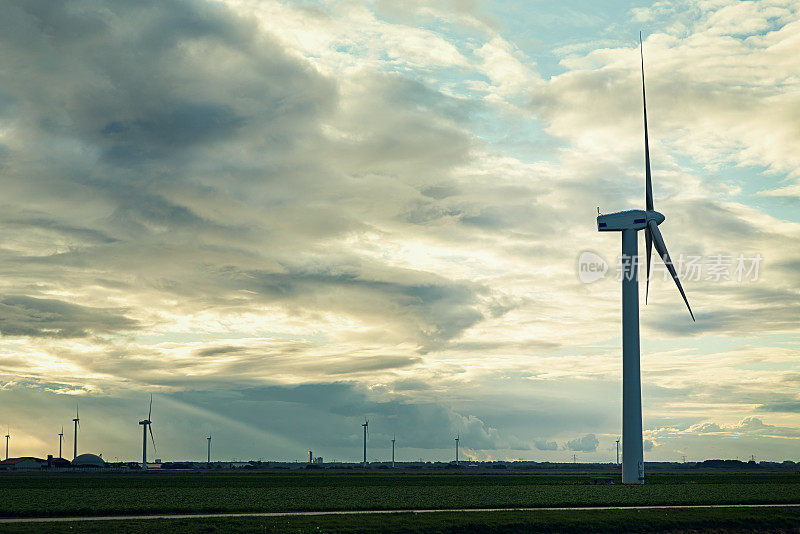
xmin=597 ymin=209 xmax=664 ymax=232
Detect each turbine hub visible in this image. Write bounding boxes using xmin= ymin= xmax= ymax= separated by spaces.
xmin=647 ymin=210 xmax=665 ymax=225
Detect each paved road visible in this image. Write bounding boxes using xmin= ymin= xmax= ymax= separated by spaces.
xmin=2 ymin=503 xmax=800 ymax=523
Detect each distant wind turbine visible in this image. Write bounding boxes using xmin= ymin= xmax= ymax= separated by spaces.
xmin=455 ymin=434 xmax=459 ymax=465
xmin=72 ymin=405 xmax=80 ymax=460
xmin=207 ymin=435 xmax=212 ymax=464
xmin=362 ymin=418 xmax=368 ymax=468
xmin=59 ymin=426 xmax=64 ymax=459
xmin=391 ymin=434 xmax=396 ymax=468
xmin=139 ymin=395 xmax=156 ymax=469
xmin=4 ymin=428 xmax=9 ymax=460
xmin=597 ymin=33 xmax=695 ymax=484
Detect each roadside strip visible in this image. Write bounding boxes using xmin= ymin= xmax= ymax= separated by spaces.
xmin=3 ymin=503 xmax=800 ymax=523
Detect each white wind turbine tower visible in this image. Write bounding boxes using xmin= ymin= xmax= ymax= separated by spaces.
xmin=207 ymin=435 xmax=212 ymax=464
xmin=361 ymin=418 xmax=368 ymax=468
xmin=454 ymin=434 xmax=459 ymax=465
xmin=391 ymin=434 xmax=396 ymax=468
xmin=597 ymin=34 xmax=694 ymax=484
xmin=58 ymin=426 xmax=64 ymax=459
xmin=361 ymin=417 xmax=369 ymax=467
xmin=72 ymin=405 xmax=80 ymax=460
xmin=139 ymin=395 xmax=156 ymax=469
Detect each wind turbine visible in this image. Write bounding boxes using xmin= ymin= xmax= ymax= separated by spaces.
xmin=59 ymin=426 xmax=64 ymax=459
xmin=139 ymin=395 xmax=156 ymax=469
xmin=454 ymin=434 xmax=459 ymax=466
xmin=207 ymin=435 xmax=212 ymax=464
xmin=4 ymin=428 xmax=9 ymax=460
xmin=616 ymin=438 xmax=620 ymax=465
xmin=362 ymin=418 xmax=368 ymax=468
xmin=391 ymin=434 xmax=396 ymax=468
xmin=597 ymin=33 xmax=694 ymax=484
xmin=72 ymin=405 xmax=80 ymax=460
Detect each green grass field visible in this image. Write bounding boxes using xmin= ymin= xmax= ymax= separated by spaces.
xmin=1 ymin=471 xmax=799 ymax=532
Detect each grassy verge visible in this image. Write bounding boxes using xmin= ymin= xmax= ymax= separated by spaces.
xmin=3 ymin=507 xmax=800 ymax=533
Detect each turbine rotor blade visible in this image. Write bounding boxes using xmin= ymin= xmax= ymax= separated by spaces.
xmin=640 ymin=32 xmax=654 ymax=212
xmin=148 ymin=394 xmax=153 ymax=421
xmin=647 ymin=220 xmax=695 ymax=321
xmin=645 ymin=226 xmax=653 ymax=304
xmin=149 ymin=424 xmax=156 ymax=453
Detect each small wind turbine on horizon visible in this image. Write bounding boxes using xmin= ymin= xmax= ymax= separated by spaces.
xmin=72 ymin=405 xmax=80 ymax=460
xmin=455 ymin=434 xmax=459 ymax=466
xmin=391 ymin=434 xmax=396 ymax=468
xmin=207 ymin=435 xmax=212 ymax=464
xmin=4 ymin=427 xmax=9 ymax=460
xmin=597 ymin=33 xmax=695 ymax=484
xmin=139 ymin=395 xmax=156 ymax=469
xmin=58 ymin=426 xmax=64 ymax=459
xmin=362 ymin=418 xmax=368 ymax=468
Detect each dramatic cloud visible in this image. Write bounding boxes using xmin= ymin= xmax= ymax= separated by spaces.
xmin=0 ymin=0 xmax=798 ymax=462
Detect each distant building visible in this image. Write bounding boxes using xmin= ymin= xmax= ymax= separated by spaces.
xmin=0 ymin=457 xmax=46 ymax=470
xmin=72 ymin=453 xmax=106 ymax=468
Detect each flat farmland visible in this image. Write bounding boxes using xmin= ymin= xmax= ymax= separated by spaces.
xmin=1 ymin=471 xmax=799 ymax=518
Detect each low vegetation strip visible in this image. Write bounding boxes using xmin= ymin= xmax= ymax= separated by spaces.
xmin=3 ymin=507 xmax=800 ymax=533
xmin=1 ymin=473 xmax=800 ymax=518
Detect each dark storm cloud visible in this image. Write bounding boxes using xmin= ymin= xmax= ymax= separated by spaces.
xmin=534 ymin=439 xmax=558 ymax=451
xmin=100 ymin=103 xmax=244 ymax=163
xmin=0 ymin=0 xmax=337 ymax=209
xmin=198 ymin=263 xmax=486 ymax=348
xmin=0 ymin=295 xmax=138 ymax=338
xmin=564 ymin=433 xmax=599 ymax=452
xmin=757 ymin=401 xmax=800 ymax=413
xmin=645 ymin=286 xmax=800 ymax=337
xmin=1 ymin=216 xmax=117 ymax=244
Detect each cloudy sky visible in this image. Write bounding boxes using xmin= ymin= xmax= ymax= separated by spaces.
xmin=1 ymin=0 xmax=799 ymax=464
